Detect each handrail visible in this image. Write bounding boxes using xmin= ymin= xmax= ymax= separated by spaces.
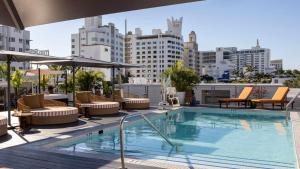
xmin=285 ymin=91 xmax=300 ymax=121
xmin=119 ymin=113 xmax=175 ymax=169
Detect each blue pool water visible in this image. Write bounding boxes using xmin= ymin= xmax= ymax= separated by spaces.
xmin=57 ymin=108 xmax=296 ymax=168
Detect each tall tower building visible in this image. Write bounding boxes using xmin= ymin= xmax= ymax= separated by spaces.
xmin=183 ymin=31 xmax=201 ymax=75
xmin=125 ymin=17 xmax=184 ymax=83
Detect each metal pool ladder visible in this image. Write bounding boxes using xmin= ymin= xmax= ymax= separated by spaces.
xmin=119 ymin=113 xmax=175 ymax=169
xmin=285 ymin=91 xmax=300 ymax=122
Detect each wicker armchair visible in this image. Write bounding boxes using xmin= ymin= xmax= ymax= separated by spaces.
xmin=0 ymin=116 xmax=7 ymax=137
xmin=17 ymin=96 xmax=78 ymax=125
xmin=76 ymin=91 xmax=119 ymax=116
xmin=114 ymin=89 xmax=150 ymax=109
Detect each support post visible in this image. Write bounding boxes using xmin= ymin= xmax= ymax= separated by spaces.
xmin=72 ymin=66 xmax=76 ymax=107
xmin=65 ymin=70 xmax=68 ymax=95
xmin=38 ymin=67 xmax=41 ymax=94
xmin=112 ymin=66 xmax=115 ymax=101
xmin=6 ymin=55 xmax=11 ymax=126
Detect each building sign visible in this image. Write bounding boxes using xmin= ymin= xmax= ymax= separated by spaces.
xmin=26 ymin=49 xmax=50 ymax=56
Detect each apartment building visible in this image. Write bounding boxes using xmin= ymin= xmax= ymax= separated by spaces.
xmin=201 ymin=47 xmax=235 ymax=79
xmin=125 ymin=17 xmax=184 ymax=83
xmin=231 ymin=40 xmax=272 ymax=74
xmin=0 ymin=25 xmax=30 ymax=71
xmin=71 ymin=16 xmax=124 ymax=80
xmin=183 ymin=31 xmax=201 ymax=75
xmin=270 ymin=59 xmax=283 ymax=71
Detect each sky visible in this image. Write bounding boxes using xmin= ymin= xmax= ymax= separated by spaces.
xmin=27 ymin=0 xmax=300 ymax=69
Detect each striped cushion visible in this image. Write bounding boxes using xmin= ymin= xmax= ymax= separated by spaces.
xmin=31 ymin=107 xmax=78 ymax=117
xmin=124 ymin=98 xmax=150 ymax=104
xmin=0 ymin=116 xmax=7 ymax=126
xmin=79 ymin=102 xmax=119 ymax=109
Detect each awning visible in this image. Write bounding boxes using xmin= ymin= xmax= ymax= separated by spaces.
xmin=0 ymin=0 xmax=199 ymax=29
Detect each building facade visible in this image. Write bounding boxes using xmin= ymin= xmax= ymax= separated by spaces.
xmin=0 ymin=25 xmax=30 ymax=71
xmin=71 ymin=16 xmax=124 ymax=80
xmin=183 ymin=31 xmax=201 ymax=75
xmin=201 ymin=47 xmax=235 ymax=79
xmin=125 ymin=17 xmax=184 ymax=83
xmin=71 ymin=16 xmax=124 ymax=63
xmin=270 ymin=59 xmax=283 ymax=71
xmin=230 ymin=40 xmax=272 ymax=74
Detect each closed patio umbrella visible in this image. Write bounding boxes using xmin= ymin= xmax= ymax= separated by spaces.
xmin=0 ymin=50 xmax=66 ymax=126
xmin=0 ymin=0 xmax=199 ymax=29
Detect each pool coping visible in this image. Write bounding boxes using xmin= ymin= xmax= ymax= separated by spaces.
xmin=21 ymin=107 xmax=300 ymax=169
xmin=290 ymin=111 xmax=300 ymax=169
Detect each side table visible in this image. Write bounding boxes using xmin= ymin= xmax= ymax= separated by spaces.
xmin=12 ymin=111 xmax=33 ymax=134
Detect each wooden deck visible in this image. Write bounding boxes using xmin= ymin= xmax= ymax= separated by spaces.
xmin=0 ymin=146 xmax=160 ymax=169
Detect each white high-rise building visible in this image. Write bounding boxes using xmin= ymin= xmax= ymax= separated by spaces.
xmin=71 ymin=16 xmax=124 ymax=63
xmin=71 ymin=16 xmax=124 ymax=80
xmin=125 ymin=17 xmax=184 ymax=83
xmin=183 ymin=31 xmax=201 ymax=75
xmin=200 ymin=40 xmax=274 ymax=79
xmin=0 ymin=25 xmax=30 ymax=71
xmin=231 ymin=40 xmax=272 ymax=74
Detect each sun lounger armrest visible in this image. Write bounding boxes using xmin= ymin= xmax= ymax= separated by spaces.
xmin=44 ymin=99 xmax=66 ymax=107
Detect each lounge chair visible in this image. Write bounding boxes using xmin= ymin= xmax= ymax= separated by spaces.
xmin=76 ymin=91 xmax=119 ymax=116
xmin=17 ymin=94 xmax=78 ymax=125
xmin=0 ymin=116 xmax=7 ymax=136
xmin=219 ymin=87 xmax=253 ymax=108
xmin=114 ymin=89 xmax=150 ymax=109
xmin=251 ymin=87 xmax=289 ymax=110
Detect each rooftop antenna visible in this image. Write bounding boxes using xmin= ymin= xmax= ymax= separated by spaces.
xmin=256 ymin=38 xmax=260 ymax=48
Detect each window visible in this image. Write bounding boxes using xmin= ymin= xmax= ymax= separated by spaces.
xmin=9 ymin=37 xmax=15 ymax=42
xmin=9 ymin=47 xmax=15 ymax=51
xmin=19 ymin=39 xmax=23 ymax=43
xmin=72 ymin=45 xmax=75 ymax=48
xmin=72 ymin=39 xmax=75 ymax=42
xmin=19 ymin=48 xmax=23 ymax=52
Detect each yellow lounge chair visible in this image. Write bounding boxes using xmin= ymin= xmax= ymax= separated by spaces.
xmin=251 ymin=87 xmax=289 ymax=110
xmin=219 ymin=87 xmax=253 ymax=108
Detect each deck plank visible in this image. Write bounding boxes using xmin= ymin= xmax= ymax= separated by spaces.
xmin=0 ymin=147 xmax=161 ymax=169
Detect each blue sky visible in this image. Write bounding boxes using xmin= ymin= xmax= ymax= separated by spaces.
xmin=27 ymin=0 xmax=300 ymax=69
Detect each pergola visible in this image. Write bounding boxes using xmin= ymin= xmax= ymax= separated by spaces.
xmin=0 ymin=50 xmax=66 ymax=126
xmin=33 ymin=56 xmax=142 ymax=106
xmin=0 ymin=0 xmax=199 ymax=29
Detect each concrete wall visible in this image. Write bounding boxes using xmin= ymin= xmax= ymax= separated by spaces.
xmin=121 ymin=83 xmax=300 ymax=109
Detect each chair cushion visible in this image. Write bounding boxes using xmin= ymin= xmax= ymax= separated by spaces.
xmin=124 ymin=98 xmax=150 ymax=104
xmin=79 ymin=102 xmax=119 ymax=109
xmin=23 ymin=94 xmax=43 ymax=109
xmin=76 ymin=91 xmax=92 ymax=103
xmin=30 ymin=107 xmax=78 ymax=117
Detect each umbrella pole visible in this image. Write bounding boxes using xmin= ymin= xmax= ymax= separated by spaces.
xmin=72 ymin=66 xmax=75 ymax=107
xmin=65 ymin=70 xmax=68 ymax=95
xmin=112 ymin=66 xmax=115 ymax=101
xmin=6 ymin=55 xmax=11 ymax=126
xmin=38 ymin=66 xmax=41 ymax=94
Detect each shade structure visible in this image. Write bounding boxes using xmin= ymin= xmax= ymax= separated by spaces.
xmin=0 ymin=50 xmax=66 ymax=126
xmin=33 ymin=56 xmax=144 ymax=106
xmin=0 ymin=0 xmax=199 ymax=29
xmin=25 ymin=69 xmax=64 ymax=76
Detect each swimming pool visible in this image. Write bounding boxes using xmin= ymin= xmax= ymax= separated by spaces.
xmin=56 ymin=108 xmax=296 ymax=168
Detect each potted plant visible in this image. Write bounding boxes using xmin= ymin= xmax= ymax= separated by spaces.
xmin=163 ymin=61 xmax=200 ymax=105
